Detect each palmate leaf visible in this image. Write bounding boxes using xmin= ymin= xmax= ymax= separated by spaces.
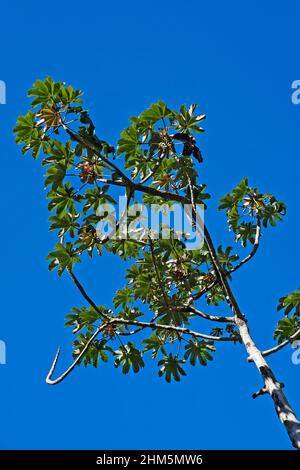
xmin=28 ymin=76 xmax=83 ymax=109
xmin=158 ymin=308 xmax=189 ymax=327
xmin=235 ymin=222 xmax=257 ymax=247
xmin=65 ymin=306 xmax=103 ymax=333
xmin=142 ymin=333 xmax=167 ymax=359
xmin=14 ymin=111 xmax=36 ymax=143
xmin=217 ymin=245 xmax=239 ymax=270
xmin=73 ymin=333 xmax=113 ymax=367
xmin=114 ymin=342 xmax=144 ymax=374
xmin=113 ymin=287 xmax=133 ymax=309
xmin=37 ymin=106 xmax=61 ymax=129
xmin=108 ymin=239 xmax=142 ymax=261
xmin=117 ymin=125 xmax=141 ymax=159
xmin=45 ymin=163 xmax=66 ymax=190
xmin=83 ymin=186 xmax=116 ymax=214
xmin=274 ymin=315 xmax=300 ymax=344
xmin=138 ymin=100 xmax=174 ymax=124
xmin=47 ymin=183 xmax=77 ymax=217
xmin=173 ymin=103 xmax=206 ymax=133
xmin=14 ymin=111 xmax=44 ymax=158
xmin=278 ymin=289 xmax=300 ymax=316
xmin=28 ymin=77 xmax=63 ymax=107
xmin=46 ymin=242 xmax=80 ymax=276
xmin=42 ymin=140 xmax=74 ymax=167
xmin=116 ymin=306 xmax=143 ymax=323
xmin=49 ymin=210 xmax=80 ymax=238
xmin=205 ymin=284 xmax=226 ymax=306
xmin=219 ymin=178 xmax=286 ymax=246
xmin=158 ymin=354 xmax=187 ymax=383
xmin=184 ymin=340 xmax=215 ymax=366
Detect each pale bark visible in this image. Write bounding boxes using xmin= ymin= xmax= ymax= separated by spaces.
xmin=203 ymin=224 xmax=300 ymax=449
xmin=237 ymin=316 xmax=300 ymax=449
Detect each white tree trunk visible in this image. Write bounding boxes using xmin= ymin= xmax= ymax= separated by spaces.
xmin=236 ymin=317 xmax=300 ymax=449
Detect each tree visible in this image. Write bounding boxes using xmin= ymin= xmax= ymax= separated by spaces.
xmin=14 ymin=77 xmax=300 ymax=449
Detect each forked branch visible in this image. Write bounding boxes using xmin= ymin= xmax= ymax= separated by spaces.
xmin=248 ymin=327 xmax=300 ymax=362
xmin=46 ymin=315 xmax=237 ymax=384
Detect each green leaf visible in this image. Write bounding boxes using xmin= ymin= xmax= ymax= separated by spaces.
xmin=65 ymin=306 xmax=103 ymax=333
xmin=184 ymin=340 xmax=215 ymax=366
xmin=142 ymin=333 xmax=167 ymax=359
xmin=219 ymin=179 xmax=286 ymax=245
xmin=278 ymin=289 xmax=300 ymax=316
xmin=117 ymin=125 xmax=141 ymax=159
xmin=113 ymin=287 xmax=133 ymax=309
xmin=139 ymin=100 xmax=173 ymax=124
xmin=114 ymin=342 xmax=144 ymax=374
xmin=158 ymin=354 xmax=186 ymax=383
xmin=46 ymin=242 xmax=80 ymax=276
xmin=72 ymin=333 xmax=112 ymax=367
xmin=14 ymin=111 xmax=44 ymax=158
xmin=173 ymin=103 xmax=206 ymax=133
xmin=274 ymin=315 xmax=300 ymax=344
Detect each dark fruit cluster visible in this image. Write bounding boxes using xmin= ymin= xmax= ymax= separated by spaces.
xmin=79 ymin=162 xmax=97 ymax=184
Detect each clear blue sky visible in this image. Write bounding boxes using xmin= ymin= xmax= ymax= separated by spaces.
xmin=0 ymin=0 xmax=300 ymax=450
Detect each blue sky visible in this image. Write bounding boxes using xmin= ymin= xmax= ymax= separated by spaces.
xmin=0 ymin=0 xmax=300 ymax=450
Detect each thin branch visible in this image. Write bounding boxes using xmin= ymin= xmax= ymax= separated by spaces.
xmin=252 ymin=386 xmax=268 ymax=399
xmin=228 ymin=217 xmax=261 ymax=275
xmin=252 ymin=381 xmax=284 ymax=399
xmin=133 ymin=182 xmax=185 ymax=203
xmin=96 ymin=177 xmax=128 ymax=188
xmin=149 ymin=240 xmax=169 ymax=307
xmin=192 ymin=278 xmax=218 ymax=301
xmin=112 ymin=317 xmax=234 ymax=341
xmin=96 ymin=176 xmax=186 ymax=204
xmin=248 ymin=328 xmax=300 ymax=362
xmin=46 ymin=316 xmax=236 ymax=384
xmin=67 ymin=269 xmax=110 ymax=321
xmin=61 ymin=122 xmax=132 ymax=185
xmin=46 ymin=322 xmax=108 ymax=385
xmin=140 ymin=151 xmax=166 ymax=184
xmin=117 ymin=327 xmax=144 ymax=336
xmin=191 ymin=219 xmax=260 ymax=301
xmin=61 ymin=121 xmax=187 ymax=204
xmin=187 ymin=306 xmax=234 ymax=323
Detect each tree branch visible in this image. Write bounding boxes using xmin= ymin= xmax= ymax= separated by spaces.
xmin=46 ymin=316 xmax=237 ymax=384
xmin=113 ymin=317 xmax=236 ymax=341
xmin=187 ymin=305 xmax=234 ymax=323
xmin=192 ymin=219 xmax=261 ymax=301
xmin=248 ymin=328 xmax=300 ymax=362
xmin=63 ymin=122 xmax=187 ymax=204
xmin=67 ymin=269 xmax=110 ymax=321
xmin=149 ymin=240 xmax=169 ymax=307
xmin=46 ymin=322 xmax=109 ymax=385
xmin=228 ymin=217 xmax=261 ymax=275
xmin=61 ymin=122 xmax=132 ymax=185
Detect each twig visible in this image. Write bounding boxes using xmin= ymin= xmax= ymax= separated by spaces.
xmin=67 ymin=269 xmax=110 ymax=321
xmin=228 ymin=217 xmax=261 ymax=275
xmin=149 ymin=240 xmax=169 ymax=307
xmin=252 ymin=386 xmax=268 ymax=399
